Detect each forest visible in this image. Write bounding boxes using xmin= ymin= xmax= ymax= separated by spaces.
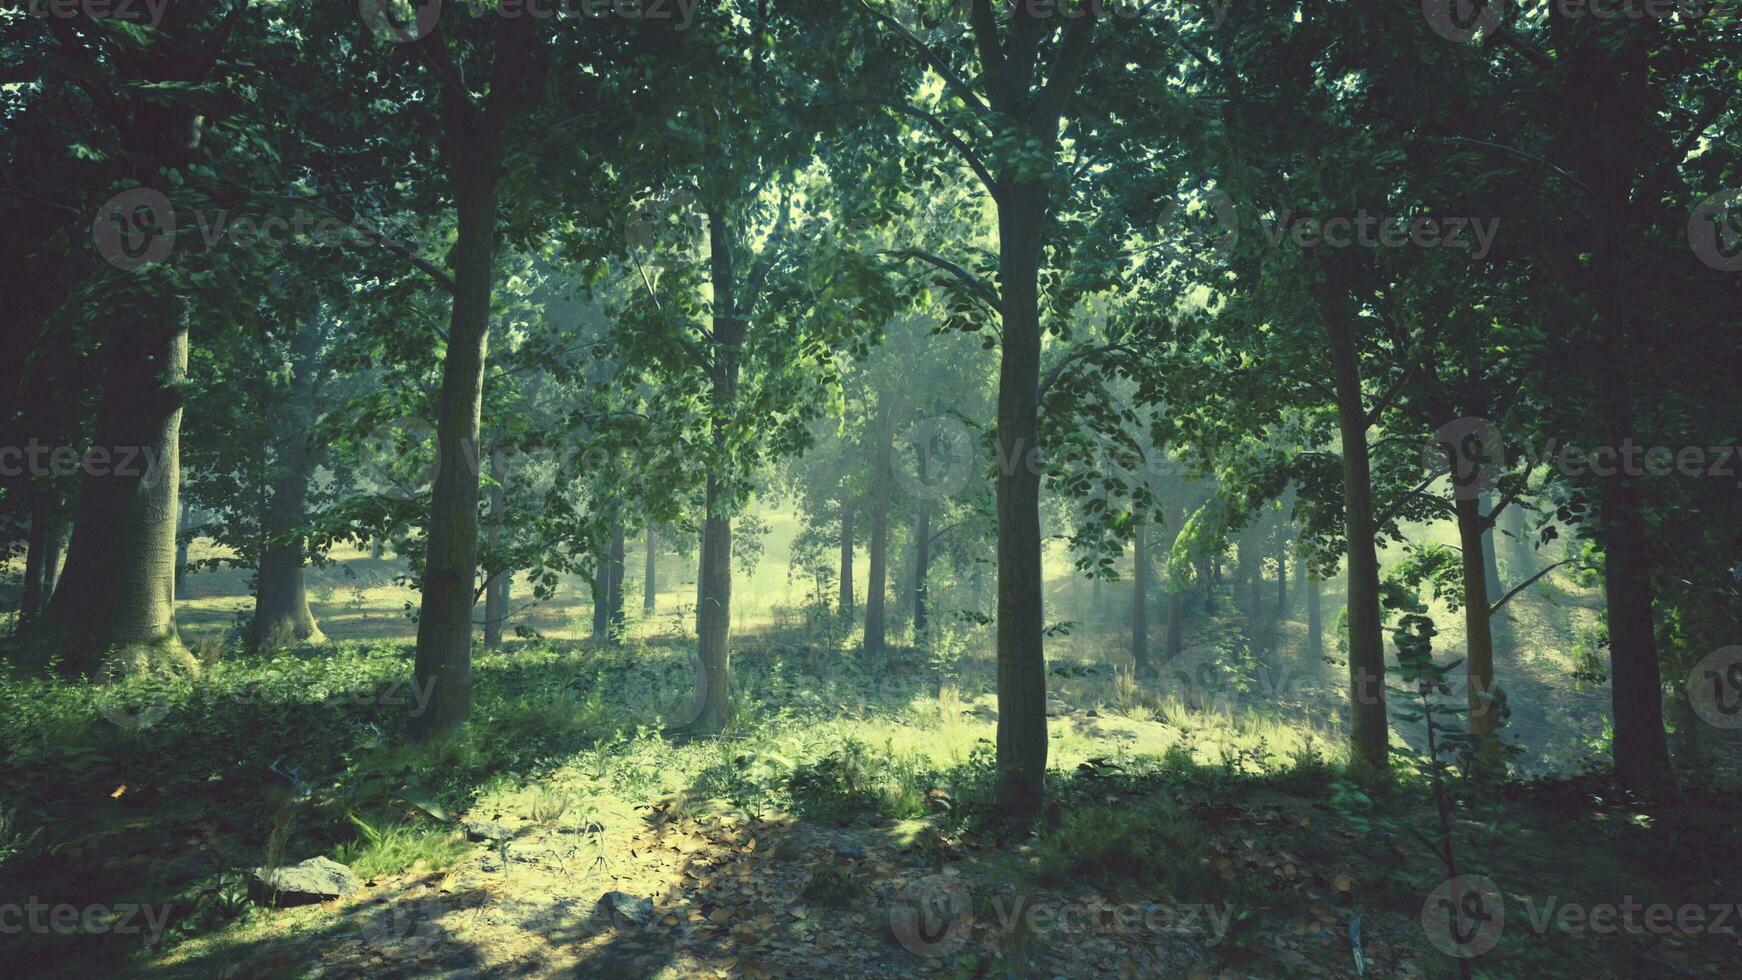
xmin=1 ymin=1 xmax=1739 ymax=977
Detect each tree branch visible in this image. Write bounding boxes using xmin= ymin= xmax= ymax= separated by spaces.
xmin=855 ymin=0 xmax=988 ymax=116
xmin=880 ymin=249 xmax=1001 ymax=309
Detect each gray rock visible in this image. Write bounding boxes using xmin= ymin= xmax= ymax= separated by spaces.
xmin=463 ymin=820 xmax=514 ymax=843
xmin=832 ymin=840 xmax=865 ymax=859
xmin=598 ymin=891 xmax=654 ymax=928
xmin=251 ymin=856 xmax=360 ymax=906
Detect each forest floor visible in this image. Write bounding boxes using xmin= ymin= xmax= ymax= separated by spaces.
xmin=4 ymin=523 xmax=1740 ymax=978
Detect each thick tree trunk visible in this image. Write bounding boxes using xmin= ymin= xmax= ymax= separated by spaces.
xmin=1454 ymin=494 xmax=1501 ymax=767
xmin=1596 ymin=387 xmax=1670 ymax=789
xmin=19 ymin=499 xmax=57 ymax=627
xmin=643 ymin=527 xmax=657 ymax=615
xmin=912 ymin=507 xmax=930 ymax=638
xmin=992 ymin=190 xmax=1049 ymax=814
xmin=483 ymin=447 xmax=508 ymax=650
xmin=864 ymin=397 xmax=894 ymax=657
xmin=1307 ymin=571 xmax=1323 ymax=658
xmin=1132 ymin=521 xmax=1150 ymax=676
xmin=1320 ymin=288 xmax=1390 ymax=771
xmin=41 ymin=315 xmax=191 ymax=676
xmin=838 ymin=498 xmax=855 ymax=621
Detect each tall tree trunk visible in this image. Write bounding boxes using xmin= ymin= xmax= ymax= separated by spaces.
xmin=248 ymin=301 xmax=326 ymax=652
xmin=482 ymin=447 xmax=508 ymax=650
xmin=992 ymin=188 xmax=1049 ymax=814
xmin=1319 ymin=286 xmax=1390 ymax=771
xmin=864 ymin=396 xmax=894 ymax=658
xmin=174 ymin=504 xmax=191 ymax=601
xmin=41 ymin=517 xmax=69 ymax=616
xmin=681 ymin=206 xmax=744 ymax=734
xmin=1307 ymin=571 xmax=1323 ymax=659
xmin=912 ymin=506 xmax=930 ymax=638
xmin=1478 ymin=491 xmax=1503 ymax=600
xmin=839 ymin=498 xmax=855 ymax=621
xmin=1454 ymin=494 xmax=1501 ymax=767
xmin=1166 ymin=590 xmax=1184 ymax=662
xmin=41 ymin=314 xmax=191 ymax=676
xmin=1132 ymin=521 xmax=1150 ymax=676
xmin=608 ymin=523 xmax=626 ymax=635
xmin=1276 ymin=534 xmax=1288 ymax=614
xmin=643 ymin=526 xmax=657 ymax=615
xmin=1504 ymin=502 xmax=1532 ymax=580
xmin=1596 ymin=383 xmax=1670 ymax=788
xmin=19 ymin=497 xmax=57 ymax=627
xmin=410 ymin=124 xmax=502 ymax=740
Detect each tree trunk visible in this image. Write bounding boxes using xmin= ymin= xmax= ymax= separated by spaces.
xmin=1478 ymin=491 xmax=1503 ymax=600
xmin=1454 ymin=494 xmax=1501 ymax=767
xmin=482 ymin=447 xmax=508 ymax=650
xmin=643 ymin=526 xmax=658 ymax=615
xmin=1276 ymin=534 xmax=1288 ymax=614
xmin=681 ymin=205 xmax=745 ymax=734
xmin=1307 ymin=572 xmax=1323 ymax=659
xmin=992 ymin=189 xmax=1049 ymax=814
xmin=1166 ymin=590 xmax=1184 ymax=662
xmin=248 ymin=301 xmax=326 ymax=652
xmin=912 ymin=507 xmax=930 ymax=638
xmin=1132 ymin=521 xmax=1150 ymax=676
xmin=19 ymin=497 xmax=58 ymax=627
xmin=40 ymin=314 xmax=192 ymax=676
xmin=41 ymin=518 xmax=69 ymax=615
xmin=1596 ymin=386 xmax=1670 ymax=789
xmin=608 ymin=523 xmax=626 ymax=635
xmin=1320 ymin=286 xmax=1390 ymax=771
xmin=410 ymin=128 xmax=502 ymax=741
xmin=864 ymin=396 xmax=894 ymax=658
xmin=839 ymin=498 xmax=855 ymax=621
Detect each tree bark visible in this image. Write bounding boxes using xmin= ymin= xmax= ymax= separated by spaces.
xmin=681 ymin=205 xmax=744 ymax=734
xmin=912 ymin=506 xmax=930 ymax=638
xmin=1319 ymin=285 xmax=1390 ymax=771
xmin=643 ymin=526 xmax=658 ymax=615
xmin=1453 ymin=493 xmax=1500 ymax=767
xmin=992 ymin=188 xmax=1050 ymax=814
xmin=482 ymin=447 xmax=509 ymax=650
xmin=1132 ymin=521 xmax=1150 ymax=676
xmin=864 ymin=396 xmax=894 ymax=658
xmin=1276 ymin=532 xmax=1288 ymax=614
xmin=1307 ymin=571 xmax=1323 ymax=659
xmin=838 ymin=497 xmax=855 ymax=621
xmin=41 ymin=314 xmax=192 ymax=676
xmin=608 ymin=522 xmax=626 ymax=635
xmin=248 ymin=301 xmax=326 ymax=652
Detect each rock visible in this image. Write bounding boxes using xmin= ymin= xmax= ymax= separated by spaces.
xmin=478 ymin=851 xmax=503 ymax=873
xmin=251 ymin=856 xmax=360 ymax=906
xmin=598 ymin=891 xmax=654 ymax=929
xmin=463 ymin=820 xmax=513 ymax=843
xmin=1045 ymin=699 xmax=1070 ymax=717
xmin=832 ymin=839 xmax=865 ymax=859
